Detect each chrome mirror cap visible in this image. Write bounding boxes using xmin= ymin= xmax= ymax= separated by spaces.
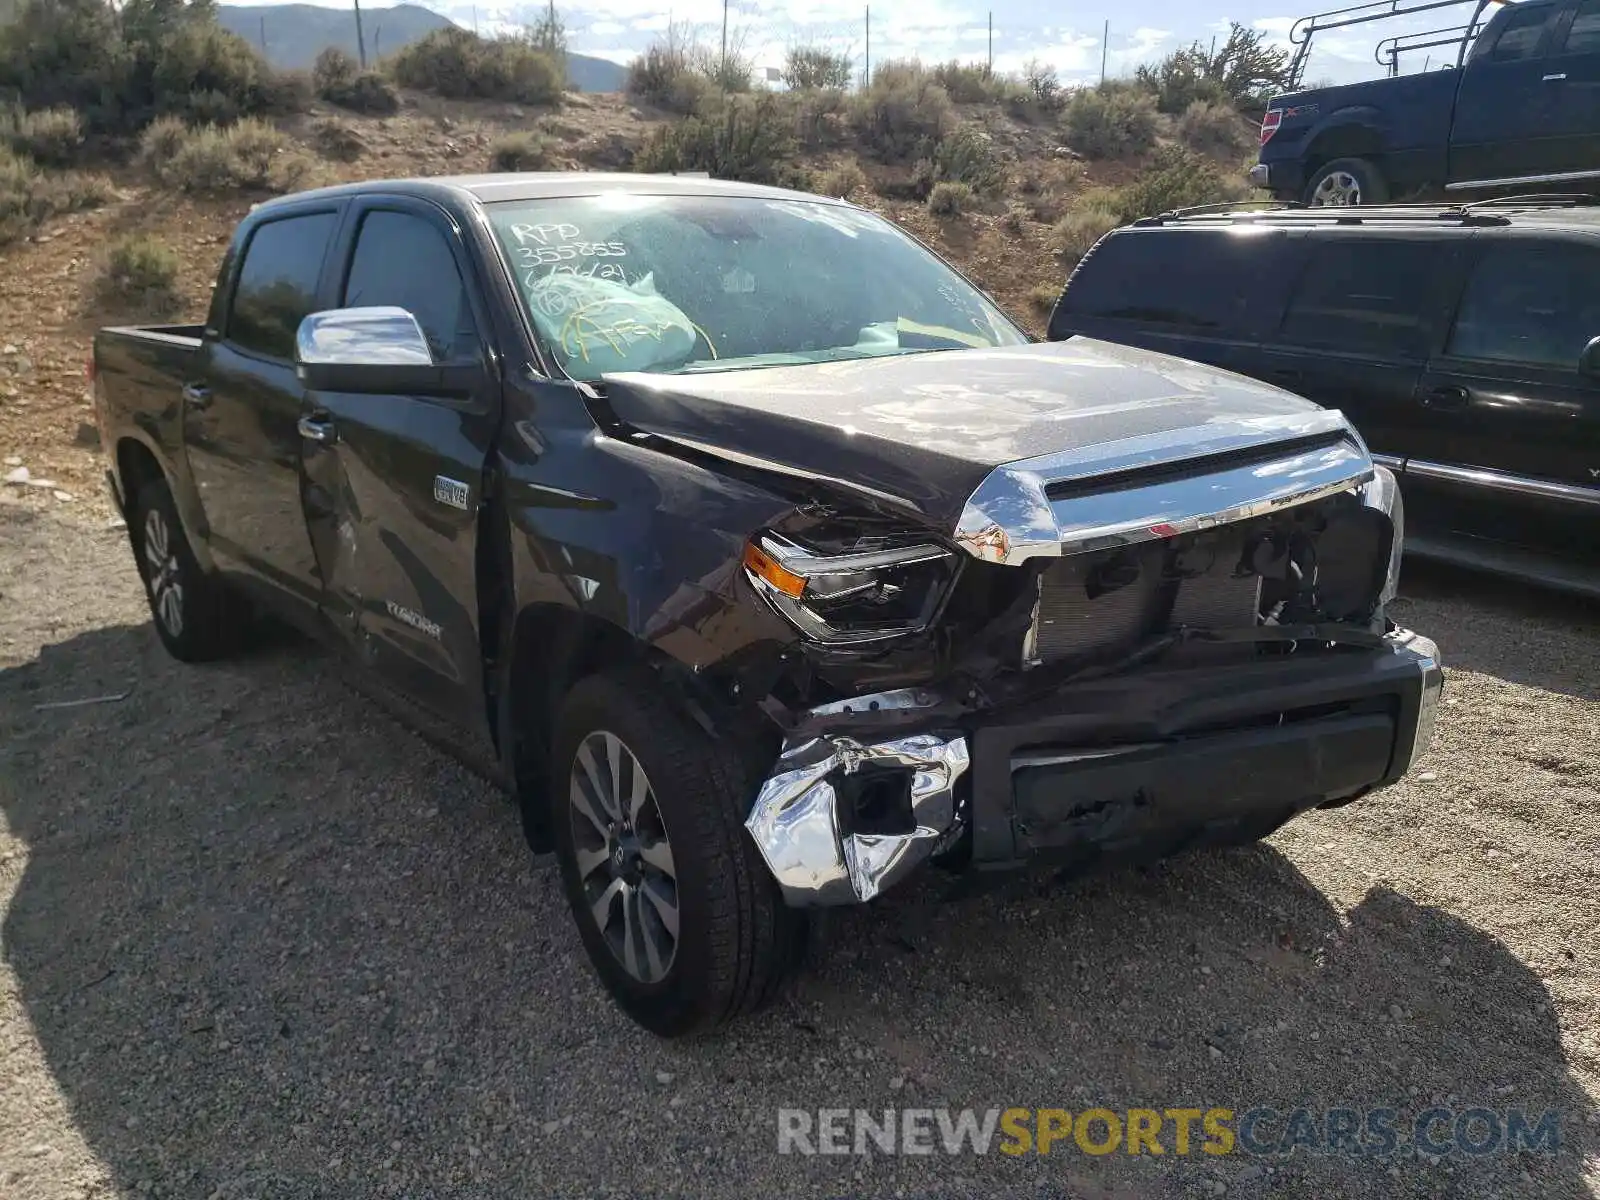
xmin=295 ymin=307 xmax=434 ymax=366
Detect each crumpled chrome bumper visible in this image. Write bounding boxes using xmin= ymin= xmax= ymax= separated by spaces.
xmin=743 ymin=728 xmax=970 ymax=906
xmin=744 ymin=628 xmax=1444 ymax=908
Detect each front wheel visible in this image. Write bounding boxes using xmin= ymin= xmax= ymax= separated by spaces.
xmin=550 ymin=670 xmax=807 ymax=1037
xmin=1303 ymin=157 xmax=1389 ymax=207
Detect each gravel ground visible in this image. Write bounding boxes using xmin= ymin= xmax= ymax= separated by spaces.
xmin=1 ymin=496 xmax=1597 ymax=1200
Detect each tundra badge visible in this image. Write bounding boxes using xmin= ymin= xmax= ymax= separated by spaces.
xmin=433 ymin=475 xmax=471 ymax=510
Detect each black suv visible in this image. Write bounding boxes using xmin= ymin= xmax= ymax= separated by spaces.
xmin=1046 ymin=200 xmax=1600 ymax=598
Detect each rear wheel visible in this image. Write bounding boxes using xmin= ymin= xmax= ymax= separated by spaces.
xmin=550 ymin=670 xmax=807 ymax=1037
xmin=130 ymin=478 xmax=244 ymax=662
xmin=1304 ymin=157 xmax=1389 ymax=207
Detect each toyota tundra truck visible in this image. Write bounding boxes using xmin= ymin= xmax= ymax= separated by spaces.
xmin=90 ymin=173 xmax=1442 ymax=1037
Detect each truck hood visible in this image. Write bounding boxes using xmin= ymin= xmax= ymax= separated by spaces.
xmin=601 ymin=337 xmax=1346 ymax=528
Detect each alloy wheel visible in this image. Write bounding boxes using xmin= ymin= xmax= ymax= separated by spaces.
xmin=568 ymin=730 xmax=679 ymax=984
xmin=1310 ymin=170 xmax=1361 ymax=206
xmin=142 ymin=507 xmax=185 ymax=638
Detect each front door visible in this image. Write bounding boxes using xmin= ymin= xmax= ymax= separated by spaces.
xmin=184 ymin=207 xmax=342 ymax=614
xmin=298 ymin=200 xmax=501 ymax=741
xmin=1408 ymin=239 xmax=1600 ymax=567
xmin=1450 ymin=0 xmax=1566 ymax=183
xmin=1536 ymin=0 xmax=1600 ymax=179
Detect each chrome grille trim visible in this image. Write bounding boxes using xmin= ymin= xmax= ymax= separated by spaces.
xmin=954 ymin=410 xmax=1374 ymax=564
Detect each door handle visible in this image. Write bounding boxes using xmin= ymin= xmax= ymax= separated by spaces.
xmin=297 ymin=415 xmax=337 ymax=443
xmin=1543 ymin=72 xmax=1568 ymax=82
xmin=1422 ymin=385 xmax=1471 ymax=410
xmin=181 ymin=382 xmax=211 ymax=409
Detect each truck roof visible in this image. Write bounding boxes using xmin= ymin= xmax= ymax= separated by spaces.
xmin=250 ymin=172 xmax=839 ymax=216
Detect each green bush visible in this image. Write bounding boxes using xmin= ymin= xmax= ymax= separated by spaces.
xmin=1022 ymin=59 xmax=1063 ymax=111
xmin=1054 ymin=196 xmax=1122 ymax=265
xmin=850 ymin=62 xmax=955 ymax=162
xmin=94 ymin=233 xmax=183 ymax=315
xmin=1104 ymin=145 xmax=1248 ymax=222
xmin=0 ymin=145 xmax=109 ymax=246
xmin=625 ymin=36 xmax=715 ymax=115
xmin=143 ymin=116 xmax=307 ymax=193
xmin=926 ymin=180 xmax=971 ymax=216
xmin=813 ymin=158 xmax=867 ymax=199
xmin=390 ymin=27 xmax=564 ymax=105
xmin=1060 ymin=85 xmax=1158 ymax=159
xmin=490 ymin=130 xmax=552 ymax=171
xmin=312 ymin=46 xmax=357 ymax=95
xmin=0 ymin=106 xmax=84 ymax=167
xmin=0 ymin=0 xmax=299 ymax=134
xmin=311 ymin=116 xmax=365 ymax=162
xmin=1135 ymin=52 xmax=1230 ymax=114
xmin=791 ymin=87 xmax=849 ymax=149
xmin=1177 ymin=99 xmax=1251 ymax=157
xmin=929 ymin=126 xmax=1004 ymax=193
xmin=333 ymin=71 xmax=400 ymax=115
xmin=930 ymin=60 xmax=998 ymax=104
xmin=783 ymin=46 xmax=853 ymax=90
xmin=633 ymin=93 xmax=800 ymax=187
xmin=1137 ymin=23 xmax=1293 ymax=112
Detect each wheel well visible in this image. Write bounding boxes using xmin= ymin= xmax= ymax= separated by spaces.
xmin=503 ymin=605 xmax=654 ymax=847
xmin=116 ymin=438 xmax=164 ymax=509
xmin=1305 ymin=129 xmax=1384 ymax=184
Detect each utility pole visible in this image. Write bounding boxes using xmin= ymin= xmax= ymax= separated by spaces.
xmin=987 ymin=11 xmax=992 ymax=74
xmin=259 ymin=14 xmax=266 ymax=55
xmin=1100 ymin=18 xmax=1109 ymax=85
xmin=720 ymin=0 xmax=728 ymax=84
xmin=354 ymin=0 xmax=367 ymax=68
xmin=864 ymin=5 xmax=870 ymax=88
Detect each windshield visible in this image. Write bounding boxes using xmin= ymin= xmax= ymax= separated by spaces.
xmin=483 ymin=193 xmax=1027 ymax=380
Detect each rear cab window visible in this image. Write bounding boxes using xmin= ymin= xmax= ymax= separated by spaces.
xmin=1467 ymin=1 xmax=1557 ymax=62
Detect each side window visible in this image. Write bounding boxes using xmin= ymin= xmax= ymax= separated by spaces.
xmin=1563 ymin=0 xmax=1600 ymax=53
xmin=1278 ymin=240 xmax=1439 ymax=358
xmin=1056 ymin=229 xmax=1287 ymax=334
xmin=342 ymin=210 xmax=479 ymax=364
xmin=227 ymin=213 xmax=338 ymax=360
xmin=1482 ymin=4 xmax=1553 ymax=61
xmin=1445 ymin=244 xmax=1600 ymax=370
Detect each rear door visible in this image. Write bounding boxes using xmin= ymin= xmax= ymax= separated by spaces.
xmin=1534 ymin=0 xmax=1600 ymax=178
xmin=1408 ymin=236 xmax=1600 ymax=565
xmin=1254 ymin=233 xmax=1454 ymax=462
xmin=298 ymin=197 xmax=501 ymax=739
xmin=1450 ymin=0 xmax=1566 ymax=183
xmin=184 ymin=205 xmax=342 ymax=616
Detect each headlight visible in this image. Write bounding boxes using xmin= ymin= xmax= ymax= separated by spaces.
xmin=743 ymin=532 xmax=958 ymax=645
xmin=1359 ymin=465 xmax=1404 ymax=605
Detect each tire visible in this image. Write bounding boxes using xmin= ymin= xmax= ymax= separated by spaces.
xmin=130 ymin=477 xmax=244 ymax=662
xmin=550 ymin=669 xmax=807 ymax=1037
xmin=1303 ymin=157 xmax=1389 ymax=207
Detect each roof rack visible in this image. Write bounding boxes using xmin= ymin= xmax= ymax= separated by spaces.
xmin=1136 ymin=191 xmax=1596 ymax=227
xmin=1286 ymin=0 xmax=1508 ymax=87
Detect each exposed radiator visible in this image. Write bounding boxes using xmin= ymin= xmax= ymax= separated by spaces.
xmin=1031 ymin=538 xmax=1262 ymax=666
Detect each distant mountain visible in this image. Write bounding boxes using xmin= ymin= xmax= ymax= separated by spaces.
xmin=217 ymin=4 xmax=627 ymax=92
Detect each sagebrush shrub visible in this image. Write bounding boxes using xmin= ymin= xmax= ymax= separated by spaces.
xmin=926 ymin=180 xmax=972 ymax=216
xmin=633 ymin=93 xmax=801 ymax=187
xmin=490 ymin=130 xmax=552 ymax=171
xmin=849 ymin=63 xmax=955 ymax=162
xmin=95 ymin=234 xmax=183 ymax=316
xmin=1060 ymin=85 xmax=1159 ymax=159
xmin=391 ymin=28 xmax=563 ymax=106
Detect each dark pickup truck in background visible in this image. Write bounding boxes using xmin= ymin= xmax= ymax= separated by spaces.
xmin=1253 ymin=0 xmax=1600 ymax=204
xmin=92 ymin=173 xmax=1441 ymax=1037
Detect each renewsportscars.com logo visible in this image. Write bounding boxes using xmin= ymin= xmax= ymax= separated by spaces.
xmin=776 ymin=1106 xmax=1564 ymax=1159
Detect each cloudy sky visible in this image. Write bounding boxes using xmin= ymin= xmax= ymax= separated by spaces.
xmin=232 ymin=0 xmax=1496 ymax=85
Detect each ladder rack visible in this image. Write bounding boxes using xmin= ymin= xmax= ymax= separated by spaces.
xmin=1287 ymin=0 xmax=1508 ymax=87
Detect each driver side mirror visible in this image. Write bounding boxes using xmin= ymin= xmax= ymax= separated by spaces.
xmin=1580 ymin=336 xmax=1600 ymax=380
xmin=295 ymin=306 xmax=483 ymax=395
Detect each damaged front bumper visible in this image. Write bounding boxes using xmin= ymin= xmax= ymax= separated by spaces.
xmin=744 ymin=626 xmax=1443 ymax=907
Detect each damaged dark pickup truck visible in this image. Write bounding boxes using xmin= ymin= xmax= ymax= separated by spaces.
xmin=92 ymin=173 xmax=1442 ymax=1036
